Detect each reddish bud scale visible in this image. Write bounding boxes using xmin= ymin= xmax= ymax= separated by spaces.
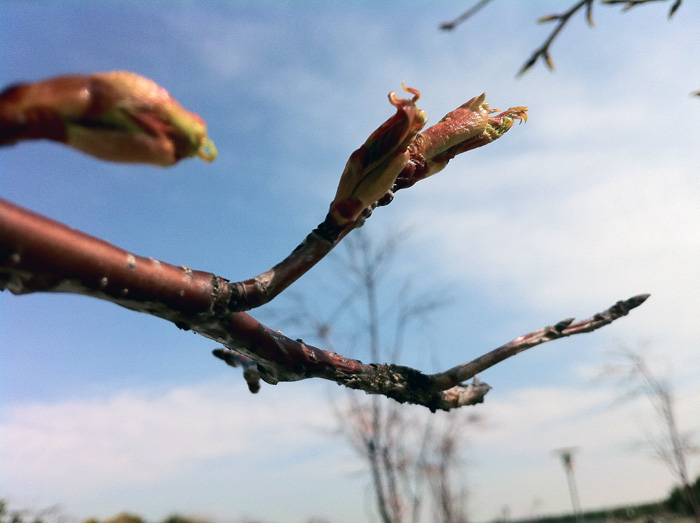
xmin=329 ymin=86 xmax=427 ymax=226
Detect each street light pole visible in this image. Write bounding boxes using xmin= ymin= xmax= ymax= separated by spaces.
xmin=555 ymin=447 xmax=584 ymax=523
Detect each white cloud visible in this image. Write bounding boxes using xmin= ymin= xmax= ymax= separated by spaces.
xmin=468 ymin=384 xmax=700 ymax=520
xmin=0 ymin=379 xmax=345 ymax=519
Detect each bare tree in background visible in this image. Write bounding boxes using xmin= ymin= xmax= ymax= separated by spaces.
xmin=599 ymin=348 xmax=700 ymax=523
xmin=274 ymin=232 xmax=478 ymax=522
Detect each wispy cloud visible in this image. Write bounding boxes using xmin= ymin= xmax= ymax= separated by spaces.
xmin=0 ymin=380 xmax=343 ymax=518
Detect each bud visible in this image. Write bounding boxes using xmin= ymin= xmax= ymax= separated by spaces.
xmin=394 ymin=94 xmax=527 ymax=190
xmin=0 ymin=71 xmax=216 ymax=166
xmin=537 ymin=14 xmax=561 ymax=24
xmin=328 ymin=85 xmax=427 ymax=226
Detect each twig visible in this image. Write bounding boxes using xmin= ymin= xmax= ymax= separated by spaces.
xmin=214 ymin=94 xmax=527 ymax=313
xmin=440 ymin=0 xmax=684 ymax=76
xmin=225 ymin=215 xmax=352 ymax=312
xmin=518 ymin=0 xmax=596 ymax=77
xmin=0 ymin=198 xmax=649 ymax=411
xmin=429 ymin=294 xmax=650 ymax=393
xmin=602 ymin=0 xmax=682 ymax=18
xmin=439 ymin=0 xmax=495 ymax=31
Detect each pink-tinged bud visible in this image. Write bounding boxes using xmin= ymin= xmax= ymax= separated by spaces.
xmin=0 ymin=71 xmax=216 ymax=166
xmin=329 ymin=85 xmax=427 ymax=226
xmin=394 ymin=94 xmax=527 ymax=190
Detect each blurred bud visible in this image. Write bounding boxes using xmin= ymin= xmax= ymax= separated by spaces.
xmin=544 ymin=52 xmax=556 ymax=71
xmin=329 ymin=85 xmax=426 ymax=226
xmin=537 ymin=13 xmax=560 ymax=23
xmin=394 ymin=93 xmax=527 ymax=190
xmin=0 ymin=71 xmax=216 ymax=166
xmin=586 ymin=3 xmax=595 ymax=27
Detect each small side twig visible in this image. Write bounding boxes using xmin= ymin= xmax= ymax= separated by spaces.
xmin=602 ymin=0 xmax=682 ymax=18
xmin=440 ymin=0 xmax=684 ymax=76
xmin=429 ymin=294 xmax=650 ymax=393
xmin=213 ymin=348 xmax=261 ymax=393
xmin=439 ymin=0 xmax=495 ymax=31
xmin=518 ymin=0 xmax=596 ymax=76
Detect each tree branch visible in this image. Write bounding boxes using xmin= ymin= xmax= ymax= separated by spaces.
xmin=429 ymin=294 xmax=650 ymax=393
xmin=439 ymin=0 xmax=495 ymax=31
xmin=0 ymin=77 xmax=647 ymax=411
xmin=602 ymin=0 xmax=682 ymax=18
xmin=0 ymin=198 xmax=648 ymax=411
xmin=441 ymin=0 xmax=684 ymax=76
xmin=517 ymin=0 xmax=596 ymax=76
xmin=211 ymin=92 xmax=527 ymax=313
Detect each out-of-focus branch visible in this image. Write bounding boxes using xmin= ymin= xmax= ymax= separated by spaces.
xmin=0 ymin=71 xmax=216 ymax=165
xmin=598 ymin=348 xmax=700 ymax=522
xmin=602 ymin=0 xmax=682 ymax=18
xmin=518 ymin=0 xmax=595 ymax=76
xmin=440 ymin=0 xmax=494 ymax=31
xmin=0 ymin=198 xmax=648 ymax=410
xmin=441 ymin=0 xmax=683 ymax=76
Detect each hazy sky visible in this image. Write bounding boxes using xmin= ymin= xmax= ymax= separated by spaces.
xmin=1 ymin=2 xmax=699 ymax=522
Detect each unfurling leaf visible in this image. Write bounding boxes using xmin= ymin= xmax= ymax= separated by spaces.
xmin=329 ymin=85 xmax=426 ymax=226
xmin=0 ymin=71 xmax=216 ymax=166
xmin=328 ymin=89 xmax=527 ymax=223
xmin=393 ymin=94 xmax=527 ymax=190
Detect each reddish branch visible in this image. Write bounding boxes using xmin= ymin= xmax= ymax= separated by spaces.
xmin=0 ymin=198 xmax=648 ymax=411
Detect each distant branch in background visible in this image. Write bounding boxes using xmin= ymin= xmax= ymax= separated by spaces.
xmin=599 ymin=348 xmax=700 ymax=523
xmin=289 ymin=232 xmax=483 ymax=521
xmin=439 ymin=0 xmax=494 ymax=31
xmin=440 ymin=0 xmax=684 ymax=76
xmin=603 ymin=0 xmax=682 ymax=18
xmin=517 ymin=0 xmax=595 ymax=76
xmin=0 ymin=197 xmax=648 ymax=411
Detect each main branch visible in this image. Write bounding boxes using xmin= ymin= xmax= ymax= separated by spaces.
xmin=0 ymin=198 xmax=648 ymax=411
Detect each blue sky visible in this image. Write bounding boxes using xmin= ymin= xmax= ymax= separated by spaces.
xmin=1 ymin=1 xmax=699 ymax=522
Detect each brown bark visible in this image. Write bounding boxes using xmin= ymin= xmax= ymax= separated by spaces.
xmin=1 ymin=197 xmax=649 ymax=410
